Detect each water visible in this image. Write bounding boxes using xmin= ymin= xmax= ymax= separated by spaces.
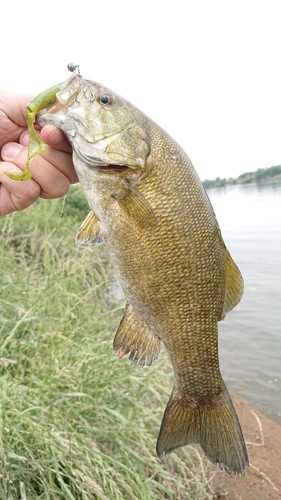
xmin=207 ymin=182 xmax=281 ymax=424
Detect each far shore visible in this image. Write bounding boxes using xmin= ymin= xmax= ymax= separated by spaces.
xmin=202 ymin=165 xmax=281 ymax=189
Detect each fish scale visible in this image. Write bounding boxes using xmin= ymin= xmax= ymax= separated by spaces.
xmin=36 ymin=72 xmax=248 ymax=475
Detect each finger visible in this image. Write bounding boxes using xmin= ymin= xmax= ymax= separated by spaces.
xmin=2 ymin=92 xmax=35 ymax=125
xmin=19 ymin=126 xmax=72 ymax=153
xmin=40 ymin=142 xmax=78 ymax=184
xmin=41 ymin=124 xmax=72 ymax=153
xmin=18 ymin=128 xmax=77 ymax=183
xmin=1 ymin=142 xmax=76 ymax=199
xmin=0 ymin=158 xmax=41 ymax=214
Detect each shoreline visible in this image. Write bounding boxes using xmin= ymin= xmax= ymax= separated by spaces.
xmin=202 ymin=174 xmax=281 ymax=189
xmin=212 ymin=392 xmax=281 ymax=499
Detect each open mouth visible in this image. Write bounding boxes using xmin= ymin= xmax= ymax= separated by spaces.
xmin=97 ymin=165 xmax=134 ymax=173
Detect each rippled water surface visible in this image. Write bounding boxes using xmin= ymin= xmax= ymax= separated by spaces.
xmin=207 ymin=182 xmax=281 ymax=424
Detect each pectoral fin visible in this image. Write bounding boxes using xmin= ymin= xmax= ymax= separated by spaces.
xmin=75 ymin=211 xmax=103 ymax=246
xmin=220 ymin=249 xmax=244 ymax=320
xmin=113 ymin=179 xmax=157 ymax=230
xmin=113 ymin=303 xmax=161 ymax=367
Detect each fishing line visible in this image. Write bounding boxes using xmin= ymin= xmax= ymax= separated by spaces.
xmin=52 ymin=193 xmax=67 ymax=252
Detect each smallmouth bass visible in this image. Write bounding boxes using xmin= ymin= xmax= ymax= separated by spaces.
xmin=35 ymin=72 xmax=248 ymax=475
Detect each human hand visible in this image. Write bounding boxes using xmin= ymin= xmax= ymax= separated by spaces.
xmin=0 ymin=91 xmax=78 ymax=216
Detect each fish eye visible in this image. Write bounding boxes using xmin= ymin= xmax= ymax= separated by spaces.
xmin=98 ymin=94 xmax=115 ymax=106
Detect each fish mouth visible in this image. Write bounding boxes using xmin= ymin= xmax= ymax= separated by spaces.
xmin=96 ymin=164 xmax=137 ymax=174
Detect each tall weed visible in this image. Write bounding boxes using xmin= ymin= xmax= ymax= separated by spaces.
xmin=0 ymin=188 xmax=213 ymax=499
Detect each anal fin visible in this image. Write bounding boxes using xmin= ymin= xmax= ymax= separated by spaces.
xmin=75 ymin=211 xmax=103 ymax=246
xmin=113 ymin=303 xmax=161 ymax=367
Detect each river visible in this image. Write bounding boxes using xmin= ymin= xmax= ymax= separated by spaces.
xmin=207 ymin=181 xmax=281 ymax=425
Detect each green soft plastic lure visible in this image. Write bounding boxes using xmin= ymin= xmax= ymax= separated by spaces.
xmin=5 ymin=82 xmax=62 ymax=181
xmin=5 ymin=63 xmax=80 ymax=181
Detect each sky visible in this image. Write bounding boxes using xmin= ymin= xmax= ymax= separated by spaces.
xmin=1 ymin=0 xmax=281 ymax=181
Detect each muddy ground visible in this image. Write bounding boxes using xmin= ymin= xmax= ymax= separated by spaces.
xmin=212 ymin=393 xmax=281 ymax=500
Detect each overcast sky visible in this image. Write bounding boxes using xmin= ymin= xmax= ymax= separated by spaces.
xmin=1 ymin=0 xmax=281 ymax=181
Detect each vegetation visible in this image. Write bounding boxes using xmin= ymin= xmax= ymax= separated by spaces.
xmin=0 ymin=185 xmax=213 ymax=499
xmin=202 ymin=164 xmax=281 ymax=189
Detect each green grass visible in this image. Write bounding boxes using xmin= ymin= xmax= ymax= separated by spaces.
xmin=0 ymin=187 xmax=213 ymax=499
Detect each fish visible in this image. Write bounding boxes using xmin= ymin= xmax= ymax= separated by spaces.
xmin=36 ymin=72 xmax=249 ymax=475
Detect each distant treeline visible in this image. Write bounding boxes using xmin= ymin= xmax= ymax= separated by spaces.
xmin=202 ymin=164 xmax=281 ymax=189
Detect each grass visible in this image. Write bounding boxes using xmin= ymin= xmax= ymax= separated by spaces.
xmin=0 ymin=187 xmax=213 ymax=499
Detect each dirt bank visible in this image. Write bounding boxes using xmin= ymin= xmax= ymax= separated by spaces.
xmin=212 ymin=393 xmax=281 ymax=499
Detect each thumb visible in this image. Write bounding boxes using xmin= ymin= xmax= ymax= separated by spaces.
xmin=41 ymin=124 xmax=72 ymax=152
xmin=1 ymin=142 xmax=24 ymax=160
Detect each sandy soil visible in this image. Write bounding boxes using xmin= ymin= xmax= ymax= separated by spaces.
xmin=212 ymin=393 xmax=281 ymax=500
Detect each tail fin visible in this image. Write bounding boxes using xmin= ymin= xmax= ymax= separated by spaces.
xmin=156 ymin=387 xmax=249 ymax=476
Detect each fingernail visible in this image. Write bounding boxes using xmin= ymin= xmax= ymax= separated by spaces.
xmin=20 ymin=130 xmax=29 ymax=147
xmin=2 ymin=143 xmax=23 ymax=159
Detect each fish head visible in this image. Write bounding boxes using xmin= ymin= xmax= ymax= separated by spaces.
xmin=37 ymin=74 xmax=150 ymax=172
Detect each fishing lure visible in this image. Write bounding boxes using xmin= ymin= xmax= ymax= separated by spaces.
xmin=5 ymin=83 xmax=62 ymax=181
xmin=4 ymin=63 xmax=79 ymax=181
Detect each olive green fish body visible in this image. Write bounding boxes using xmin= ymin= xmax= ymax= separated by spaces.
xmin=37 ymin=76 xmax=248 ymax=475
